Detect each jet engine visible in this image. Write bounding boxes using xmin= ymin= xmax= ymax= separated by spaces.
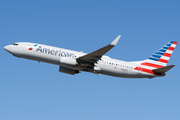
xmin=59 ymin=66 xmax=79 ymax=75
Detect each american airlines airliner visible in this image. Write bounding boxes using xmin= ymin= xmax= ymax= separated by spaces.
xmin=4 ymin=35 xmax=177 ymax=78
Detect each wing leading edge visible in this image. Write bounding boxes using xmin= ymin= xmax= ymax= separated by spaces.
xmin=77 ymin=35 xmax=121 ymax=65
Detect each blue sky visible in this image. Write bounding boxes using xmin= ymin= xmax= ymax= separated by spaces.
xmin=1 ymin=0 xmax=180 ymax=120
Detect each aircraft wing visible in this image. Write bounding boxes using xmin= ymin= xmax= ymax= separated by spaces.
xmin=77 ymin=35 xmax=121 ymax=65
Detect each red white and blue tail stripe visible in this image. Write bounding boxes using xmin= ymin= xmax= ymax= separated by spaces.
xmin=140 ymin=41 xmax=177 ymax=70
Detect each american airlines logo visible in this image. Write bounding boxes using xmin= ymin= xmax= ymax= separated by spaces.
xmin=36 ymin=46 xmax=75 ymax=57
xmin=28 ymin=47 xmax=33 ymax=50
xmin=28 ymin=44 xmax=38 ymax=50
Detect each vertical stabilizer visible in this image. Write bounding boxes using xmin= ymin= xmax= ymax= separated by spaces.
xmin=139 ymin=41 xmax=177 ymax=70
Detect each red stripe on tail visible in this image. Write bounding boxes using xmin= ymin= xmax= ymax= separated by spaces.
xmin=158 ymin=58 xmax=168 ymax=63
xmin=173 ymin=41 xmax=177 ymax=45
xmin=168 ymin=47 xmax=175 ymax=51
xmin=141 ymin=62 xmax=164 ymax=68
xmin=163 ymin=53 xmax=171 ymax=57
xmin=134 ymin=67 xmax=162 ymax=76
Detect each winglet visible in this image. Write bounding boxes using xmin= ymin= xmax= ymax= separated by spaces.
xmin=110 ymin=35 xmax=121 ymax=46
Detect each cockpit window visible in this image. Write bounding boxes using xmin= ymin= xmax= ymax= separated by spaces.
xmin=13 ymin=43 xmax=18 ymax=45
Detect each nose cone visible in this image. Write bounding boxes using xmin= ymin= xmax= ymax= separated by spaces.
xmin=4 ymin=45 xmax=8 ymax=50
xmin=4 ymin=45 xmax=11 ymax=53
xmin=4 ymin=45 xmax=8 ymax=51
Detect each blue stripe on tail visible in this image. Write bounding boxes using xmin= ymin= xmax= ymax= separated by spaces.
xmin=148 ymin=57 xmax=159 ymax=61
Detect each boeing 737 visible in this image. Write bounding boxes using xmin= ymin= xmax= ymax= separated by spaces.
xmin=4 ymin=35 xmax=177 ymax=78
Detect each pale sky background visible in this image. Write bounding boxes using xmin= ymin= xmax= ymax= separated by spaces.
xmin=1 ymin=0 xmax=180 ymax=120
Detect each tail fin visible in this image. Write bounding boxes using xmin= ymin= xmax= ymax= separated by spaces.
xmin=138 ymin=41 xmax=177 ymax=70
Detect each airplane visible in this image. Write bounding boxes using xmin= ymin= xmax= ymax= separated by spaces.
xmin=4 ymin=35 xmax=177 ymax=79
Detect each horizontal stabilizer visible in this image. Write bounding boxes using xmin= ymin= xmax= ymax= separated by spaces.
xmin=153 ymin=65 xmax=175 ymax=73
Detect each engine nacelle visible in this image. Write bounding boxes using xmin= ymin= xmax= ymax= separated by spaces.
xmin=60 ymin=57 xmax=77 ymax=66
xmin=59 ymin=66 xmax=79 ymax=75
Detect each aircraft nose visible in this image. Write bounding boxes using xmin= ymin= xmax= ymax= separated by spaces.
xmin=4 ymin=45 xmax=8 ymax=50
xmin=4 ymin=45 xmax=11 ymax=52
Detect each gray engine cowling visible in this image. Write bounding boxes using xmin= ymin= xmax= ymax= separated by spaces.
xmin=59 ymin=66 xmax=79 ymax=75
